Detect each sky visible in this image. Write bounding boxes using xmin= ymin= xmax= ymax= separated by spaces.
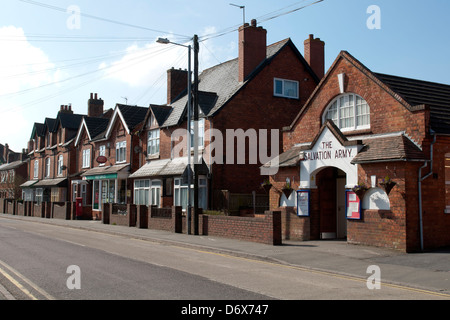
xmin=0 ymin=0 xmax=449 ymax=152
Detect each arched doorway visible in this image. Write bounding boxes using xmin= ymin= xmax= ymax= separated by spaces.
xmin=316 ymin=167 xmax=347 ymax=239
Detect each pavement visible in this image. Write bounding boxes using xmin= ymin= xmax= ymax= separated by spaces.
xmin=1 ymin=213 xmax=449 ymax=298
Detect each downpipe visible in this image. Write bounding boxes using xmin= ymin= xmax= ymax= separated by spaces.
xmin=418 ymin=132 xmax=436 ymax=251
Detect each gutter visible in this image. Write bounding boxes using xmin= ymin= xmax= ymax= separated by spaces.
xmin=418 ymin=132 xmax=436 ymax=251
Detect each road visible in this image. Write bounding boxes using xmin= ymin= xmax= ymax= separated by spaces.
xmin=0 ymin=217 xmax=448 ymax=303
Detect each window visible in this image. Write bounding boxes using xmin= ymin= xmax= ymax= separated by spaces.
xmin=274 ymin=78 xmax=299 ymax=99
xmin=57 ymin=155 xmax=64 ymax=176
xmin=134 ymin=180 xmax=150 ymax=205
xmin=116 ymin=141 xmax=126 ymax=163
xmin=47 ymin=133 xmax=51 ymax=147
xmin=151 ymin=180 xmax=161 ymax=207
xmin=174 ymin=177 xmax=207 ymax=211
xmin=323 ymin=94 xmax=370 ymax=131
xmin=34 ymin=160 xmax=39 ymax=179
xmin=36 ymin=188 xmax=44 ymax=205
xmin=82 ymin=149 xmax=90 ymax=168
xmin=99 ymin=145 xmax=106 ymax=166
xmin=45 ymin=158 xmax=51 ymax=178
xmin=147 ymin=129 xmax=160 ymax=155
xmin=134 ymin=180 xmax=161 ymax=207
xmin=190 ymin=118 xmax=205 ymax=149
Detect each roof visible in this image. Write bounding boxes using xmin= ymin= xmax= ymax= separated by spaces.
xmin=34 ymin=178 xmax=68 ymax=187
xmin=55 ymin=112 xmax=84 ymax=131
xmin=351 ymin=134 xmax=426 ymax=164
xmin=81 ymin=163 xmax=130 ymax=177
xmin=374 ymin=73 xmax=450 ymax=134
xmin=161 ymin=38 xmax=315 ymax=128
xmin=129 ymin=156 xmax=209 ymax=179
xmin=84 ymin=117 xmax=110 ymax=141
xmin=0 ymin=160 xmax=26 ymax=171
xmin=117 ymin=104 xmax=148 ymax=130
xmin=104 ymin=104 xmax=148 ymax=139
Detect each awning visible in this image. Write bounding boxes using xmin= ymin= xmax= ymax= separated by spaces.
xmin=81 ymin=164 xmax=130 ymax=181
xmin=20 ymin=180 xmax=39 ymax=188
xmin=34 ymin=178 xmax=68 ymax=188
xmin=129 ymin=156 xmax=209 ymax=179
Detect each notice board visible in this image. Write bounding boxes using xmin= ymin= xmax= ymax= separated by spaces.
xmin=297 ymin=190 xmax=310 ymax=217
xmin=346 ymin=190 xmax=361 ymax=220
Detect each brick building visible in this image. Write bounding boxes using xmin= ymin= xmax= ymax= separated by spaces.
xmin=130 ymin=20 xmax=322 ymax=214
xmin=21 ymin=105 xmax=84 ymax=205
xmin=0 ymin=144 xmax=28 ymax=200
xmin=265 ymin=50 xmax=450 ymax=252
xmin=74 ymin=93 xmax=147 ymax=220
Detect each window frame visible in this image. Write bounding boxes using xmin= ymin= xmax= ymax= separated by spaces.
xmin=45 ymin=158 xmax=51 ymax=178
xmin=99 ymin=145 xmax=106 ymax=166
xmin=273 ymin=78 xmax=299 ymax=99
xmin=82 ymin=149 xmax=91 ymax=169
xmin=147 ymin=129 xmax=160 ymax=156
xmin=116 ymin=141 xmax=127 ymax=163
xmin=323 ymin=93 xmax=371 ymax=132
xmin=57 ymin=155 xmax=64 ymax=176
xmin=34 ymin=160 xmax=39 ymax=179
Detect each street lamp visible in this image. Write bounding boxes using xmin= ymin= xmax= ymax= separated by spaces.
xmin=156 ymin=37 xmax=193 ymax=235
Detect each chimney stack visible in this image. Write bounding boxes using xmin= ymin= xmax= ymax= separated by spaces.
xmin=88 ymin=93 xmax=104 ymax=117
xmin=304 ymin=34 xmax=325 ymax=79
xmin=239 ymin=19 xmax=267 ymax=82
xmin=167 ymin=68 xmax=188 ymax=104
xmin=59 ymin=104 xmax=74 ymax=115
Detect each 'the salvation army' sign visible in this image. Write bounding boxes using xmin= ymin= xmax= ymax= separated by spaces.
xmin=299 ymin=123 xmax=363 ymax=189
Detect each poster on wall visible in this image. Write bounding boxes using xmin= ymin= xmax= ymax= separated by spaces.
xmin=297 ymin=190 xmax=310 ymax=217
xmin=346 ymin=190 xmax=361 ymax=220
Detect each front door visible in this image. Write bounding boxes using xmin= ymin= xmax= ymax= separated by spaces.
xmin=317 ymin=167 xmax=347 ymax=239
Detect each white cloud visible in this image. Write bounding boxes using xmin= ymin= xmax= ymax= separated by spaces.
xmin=0 ymin=26 xmax=60 ymax=151
xmin=0 ymin=26 xmax=57 ymax=96
xmin=99 ymin=36 xmax=189 ymax=88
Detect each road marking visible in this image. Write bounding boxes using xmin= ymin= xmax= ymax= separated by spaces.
xmin=174 ymin=245 xmax=450 ymax=299
xmin=0 ymin=265 xmax=38 ymax=300
xmin=0 ymin=282 xmax=16 ymax=300
xmin=0 ymin=259 xmax=55 ymax=300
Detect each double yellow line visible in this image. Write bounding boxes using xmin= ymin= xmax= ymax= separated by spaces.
xmin=0 ymin=259 xmax=54 ymax=300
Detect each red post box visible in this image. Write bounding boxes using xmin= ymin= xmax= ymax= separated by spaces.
xmin=76 ymin=197 xmax=83 ymax=220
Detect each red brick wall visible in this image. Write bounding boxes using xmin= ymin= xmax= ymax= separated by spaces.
xmin=283 ymin=54 xmax=429 ymax=152
xmin=201 ymin=211 xmax=281 ymax=245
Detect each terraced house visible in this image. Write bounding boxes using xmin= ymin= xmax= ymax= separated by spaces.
xmin=130 ymin=20 xmax=322 ymax=215
xmin=21 ymin=105 xmax=84 ymax=213
xmin=74 ymin=94 xmax=147 ymax=220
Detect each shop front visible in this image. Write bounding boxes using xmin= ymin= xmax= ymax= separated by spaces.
xmin=81 ymin=164 xmax=130 ymax=219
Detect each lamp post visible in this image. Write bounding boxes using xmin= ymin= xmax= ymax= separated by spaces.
xmin=156 ymin=37 xmax=193 ymax=234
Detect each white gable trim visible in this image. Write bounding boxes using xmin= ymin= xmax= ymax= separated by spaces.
xmin=74 ymin=118 xmax=91 ymax=147
xmin=105 ymin=106 xmax=130 ymax=139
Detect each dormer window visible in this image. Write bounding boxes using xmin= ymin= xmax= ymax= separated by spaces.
xmin=323 ymin=94 xmax=370 ymax=131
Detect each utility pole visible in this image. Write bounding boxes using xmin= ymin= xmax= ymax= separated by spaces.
xmin=193 ymin=34 xmax=200 ymax=235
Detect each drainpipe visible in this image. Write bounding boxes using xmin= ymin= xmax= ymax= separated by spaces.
xmin=418 ymin=132 xmax=436 ymax=251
